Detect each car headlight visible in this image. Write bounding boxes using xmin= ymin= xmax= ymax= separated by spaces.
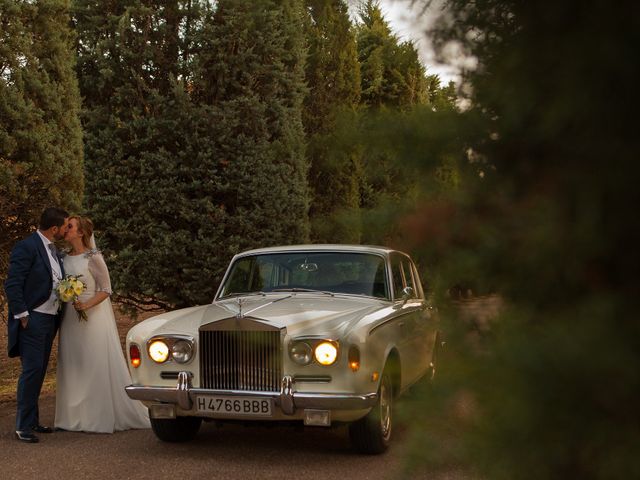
xmin=315 ymin=341 xmax=338 ymax=366
xmin=172 ymin=339 xmax=194 ymax=364
xmin=148 ymin=340 xmax=170 ymax=363
xmin=290 ymin=341 xmax=313 ymax=365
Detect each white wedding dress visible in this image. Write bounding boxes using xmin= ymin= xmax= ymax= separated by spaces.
xmin=55 ymin=250 xmax=150 ymax=432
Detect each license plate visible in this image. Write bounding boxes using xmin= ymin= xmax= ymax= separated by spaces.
xmin=196 ymin=396 xmax=273 ymax=417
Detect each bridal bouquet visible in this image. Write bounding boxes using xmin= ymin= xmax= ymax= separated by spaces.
xmin=56 ymin=274 xmax=88 ymax=321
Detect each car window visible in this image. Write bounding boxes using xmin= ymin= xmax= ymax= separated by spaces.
xmin=401 ymin=258 xmax=415 ymax=292
xmin=220 ymin=252 xmax=390 ymax=299
xmin=390 ymin=254 xmax=405 ymax=300
xmin=390 ymin=254 xmax=424 ymax=301
xmin=410 ymin=261 xmax=424 ymax=298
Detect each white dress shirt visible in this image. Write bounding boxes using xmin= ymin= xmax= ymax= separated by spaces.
xmin=15 ymin=230 xmax=62 ymax=318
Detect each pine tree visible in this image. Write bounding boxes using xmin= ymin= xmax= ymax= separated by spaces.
xmin=0 ymin=0 xmax=83 ymax=284
xmin=303 ymin=0 xmax=363 ymax=243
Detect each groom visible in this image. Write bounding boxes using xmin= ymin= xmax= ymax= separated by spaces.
xmin=4 ymin=207 xmax=69 ymax=443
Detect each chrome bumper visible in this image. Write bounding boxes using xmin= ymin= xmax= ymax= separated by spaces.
xmin=125 ymin=372 xmax=377 ymax=415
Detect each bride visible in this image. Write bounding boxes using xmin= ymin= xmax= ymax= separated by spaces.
xmin=55 ymin=215 xmax=149 ymax=432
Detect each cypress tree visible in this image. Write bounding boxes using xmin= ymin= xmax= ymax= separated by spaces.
xmin=303 ymin=0 xmax=363 ymax=243
xmin=76 ymin=0 xmax=227 ymax=309
xmin=78 ymin=0 xmax=308 ymax=309
xmin=355 ymin=0 xmax=428 ymax=109
xmin=0 ymin=0 xmax=83 ymax=280
xmin=351 ymin=1 xmax=417 ymax=223
xmin=195 ymin=0 xmax=310 ymax=253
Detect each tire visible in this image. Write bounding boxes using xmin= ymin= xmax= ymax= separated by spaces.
xmin=349 ymin=366 xmax=393 ymax=454
xmin=150 ymin=416 xmax=202 ymax=442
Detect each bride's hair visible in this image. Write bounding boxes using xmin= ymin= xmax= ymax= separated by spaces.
xmin=70 ymin=215 xmax=95 ymax=249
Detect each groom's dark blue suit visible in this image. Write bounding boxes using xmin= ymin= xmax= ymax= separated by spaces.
xmin=4 ymin=232 xmax=64 ymax=432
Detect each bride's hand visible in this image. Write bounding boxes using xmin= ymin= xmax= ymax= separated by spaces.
xmin=74 ymin=301 xmax=88 ymax=311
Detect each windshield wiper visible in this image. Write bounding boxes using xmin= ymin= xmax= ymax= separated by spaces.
xmin=272 ymin=288 xmax=334 ymax=297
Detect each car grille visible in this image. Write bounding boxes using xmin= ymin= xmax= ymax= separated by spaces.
xmin=199 ymin=330 xmax=282 ymax=392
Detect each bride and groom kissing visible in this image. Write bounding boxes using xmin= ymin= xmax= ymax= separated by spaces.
xmin=4 ymin=207 xmax=149 ymax=443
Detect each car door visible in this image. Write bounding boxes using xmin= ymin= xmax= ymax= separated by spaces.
xmin=407 ymin=259 xmax=437 ymax=379
xmin=399 ymin=255 xmax=433 ymax=385
xmin=390 ymin=253 xmax=424 ymax=387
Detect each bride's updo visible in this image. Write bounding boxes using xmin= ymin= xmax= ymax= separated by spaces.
xmin=71 ymin=215 xmax=94 ymax=249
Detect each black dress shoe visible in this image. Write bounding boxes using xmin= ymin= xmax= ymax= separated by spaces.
xmin=15 ymin=431 xmax=39 ymax=443
xmin=32 ymin=425 xmax=53 ymax=434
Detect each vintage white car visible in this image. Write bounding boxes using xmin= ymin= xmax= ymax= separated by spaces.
xmin=125 ymin=245 xmax=440 ymax=453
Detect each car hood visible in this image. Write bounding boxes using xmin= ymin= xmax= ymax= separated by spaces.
xmin=138 ymin=293 xmax=389 ymax=339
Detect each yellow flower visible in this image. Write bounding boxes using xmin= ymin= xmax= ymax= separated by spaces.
xmin=73 ymin=281 xmax=84 ymax=296
xmin=60 ymin=290 xmax=73 ymax=302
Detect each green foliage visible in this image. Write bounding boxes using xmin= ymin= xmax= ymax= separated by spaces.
xmin=0 ymin=0 xmax=83 ymax=292
xmin=79 ymin=0 xmax=309 ymax=309
xmin=332 ymin=104 xmax=469 ymax=247
xmin=303 ymin=0 xmax=361 ymax=133
xmin=350 ymin=1 xmax=459 ymax=229
xmin=77 ymin=0 xmax=229 ymax=309
xmin=383 ymin=0 xmax=640 ymax=478
xmin=303 ymin=0 xmax=363 ymax=243
xmin=355 ymin=0 xmax=429 ymax=109
xmin=195 ymin=0 xmax=310 ymax=250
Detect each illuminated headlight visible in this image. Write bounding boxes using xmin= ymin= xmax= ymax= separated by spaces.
xmin=149 ymin=340 xmax=170 ymax=363
xmin=315 ymin=342 xmax=338 ymax=366
xmin=171 ymin=340 xmax=194 ymax=364
xmin=290 ymin=342 xmax=313 ymax=365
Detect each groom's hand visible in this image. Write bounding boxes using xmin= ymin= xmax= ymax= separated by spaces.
xmin=20 ymin=316 xmax=29 ymax=329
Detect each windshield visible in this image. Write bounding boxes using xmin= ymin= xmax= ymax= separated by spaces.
xmin=219 ymin=252 xmax=389 ymax=300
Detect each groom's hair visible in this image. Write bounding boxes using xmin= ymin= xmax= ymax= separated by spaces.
xmin=40 ymin=207 xmax=69 ymax=230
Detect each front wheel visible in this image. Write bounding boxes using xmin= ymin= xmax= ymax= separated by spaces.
xmin=150 ymin=416 xmax=202 ymax=442
xmin=349 ymin=367 xmax=393 ymax=454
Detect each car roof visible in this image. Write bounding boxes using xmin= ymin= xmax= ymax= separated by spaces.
xmin=235 ymin=244 xmax=405 ymax=258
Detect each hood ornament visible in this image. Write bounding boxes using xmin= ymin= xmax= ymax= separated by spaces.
xmin=236 ymin=298 xmax=244 ymax=319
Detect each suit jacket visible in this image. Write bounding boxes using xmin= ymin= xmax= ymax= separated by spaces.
xmin=4 ymin=232 xmax=64 ymax=357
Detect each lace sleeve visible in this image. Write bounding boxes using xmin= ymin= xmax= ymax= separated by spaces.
xmin=88 ymin=252 xmax=113 ymax=295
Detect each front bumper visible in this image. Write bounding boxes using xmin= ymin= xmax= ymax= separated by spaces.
xmin=125 ymin=372 xmax=377 ymax=415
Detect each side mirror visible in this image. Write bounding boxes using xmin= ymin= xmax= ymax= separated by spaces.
xmin=401 ymin=286 xmax=414 ymax=304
